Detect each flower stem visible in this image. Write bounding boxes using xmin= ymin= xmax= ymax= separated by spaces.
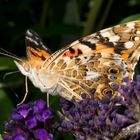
xmin=96 ymin=0 xmax=113 ymax=30
xmin=82 ymin=0 xmax=103 ymax=36
xmin=40 ymin=0 xmax=49 ymax=28
xmin=113 ymin=121 xmax=140 ymax=140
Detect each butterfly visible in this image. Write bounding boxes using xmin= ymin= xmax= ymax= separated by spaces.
xmin=2 ymin=20 xmax=140 ymax=102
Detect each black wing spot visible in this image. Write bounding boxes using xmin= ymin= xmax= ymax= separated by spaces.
xmin=41 ymin=55 xmax=46 ymax=60
xmin=78 ymin=49 xmax=83 ymax=55
xmin=69 ymin=47 xmax=75 ymax=54
xmin=30 ymin=50 xmax=38 ymax=57
xmin=79 ymin=39 xmax=96 ymax=50
xmin=95 ymin=32 xmax=115 ymax=48
xmin=30 ymin=49 xmax=46 ymax=60
xmin=114 ymin=42 xmax=126 ymax=54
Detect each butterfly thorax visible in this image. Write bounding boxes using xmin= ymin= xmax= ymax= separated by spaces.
xmin=29 ymin=60 xmax=59 ymax=94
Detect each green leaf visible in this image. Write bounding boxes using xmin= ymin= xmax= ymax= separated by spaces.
xmin=0 ymin=89 xmax=13 ymax=133
xmin=0 ymin=57 xmax=16 ymax=71
xmin=120 ymin=14 xmax=140 ymax=23
xmin=0 ymin=134 xmax=3 ymax=140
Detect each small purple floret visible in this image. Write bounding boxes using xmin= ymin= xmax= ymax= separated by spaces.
xmin=33 ymin=99 xmax=46 ymax=113
xmin=25 ymin=116 xmax=37 ymax=129
xmin=34 ymin=129 xmax=53 ymax=140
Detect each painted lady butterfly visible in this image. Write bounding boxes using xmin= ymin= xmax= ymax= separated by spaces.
xmin=3 ymin=20 xmax=140 ymax=102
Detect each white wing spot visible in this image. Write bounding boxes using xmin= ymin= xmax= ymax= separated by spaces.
xmin=100 ymin=30 xmax=120 ymax=42
xmin=87 ymin=38 xmax=98 ymax=44
xmin=124 ymin=41 xmax=134 ymax=49
xmin=136 ymin=31 xmax=140 ymax=34
xmin=100 ymin=31 xmax=113 ymax=37
xmin=100 ymin=30 xmax=115 ymax=37
xmin=85 ymin=71 xmax=100 ymax=80
xmin=109 ymin=35 xmax=120 ymax=42
xmin=134 ymin=36 xmax=139 ymax=41
xmin=27 ymin=30 xmax=33 ymax=36
xmin=35 ymin=36 xmax=39 ymax=40
xmin=26 ymin=36 xmax=39 ymax=46
xmin=126 ymin=23 xmax=135 ymax=29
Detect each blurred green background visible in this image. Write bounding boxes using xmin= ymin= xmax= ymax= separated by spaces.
xmin=0 ymin=0 xmax=140 ymax=139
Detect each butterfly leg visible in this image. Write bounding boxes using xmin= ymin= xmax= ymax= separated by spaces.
xmin=17 ymin=76 xmax=28 ymax=105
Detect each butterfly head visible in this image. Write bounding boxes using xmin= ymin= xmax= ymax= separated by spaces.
xmin=14 ymin=58 xmax=49 ymax=92
xmin=14 ymin=60 xmax=32 ymax=77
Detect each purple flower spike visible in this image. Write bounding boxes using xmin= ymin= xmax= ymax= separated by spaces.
xmin=2 ymin=99 xmax=54 ymax=140
xmin=58 ymin=74 xmax=140 ymax=140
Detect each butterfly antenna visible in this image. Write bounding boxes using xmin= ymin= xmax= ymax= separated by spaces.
xmin=17 ymin=76 xmax=28 ymax=105
xmin=3 ymin=71 xmax=20 ymax=80
xmin=0 ymin=48 xmax=23 ymax=62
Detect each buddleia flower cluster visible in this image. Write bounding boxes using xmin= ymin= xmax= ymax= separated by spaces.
xmin=2 ymin=100 xmax=54 ymax=140
xmin=58 ymin=76 xmax=140 ymax=140
xmin=2 ymin=76 xmax=140 ymax=140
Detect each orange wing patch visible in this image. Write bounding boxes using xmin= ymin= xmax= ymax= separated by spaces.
xmin=63 ymin=44 xmax=115 ymax=57
xmin=94 ymin=44 xmax=115 ymax=53
xmin=122 ymin=53 xmax=129 ymax=61
xmin=27 ymin=47 xmax=50 ymax=61
xmin=63 ymin=47 xmax=83 ymax=57
xmin=96 ymin=44 xmax=107 ymax=50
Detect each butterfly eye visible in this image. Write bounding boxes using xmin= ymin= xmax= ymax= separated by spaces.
xmin=108 ymin=68 xmax=119 ymax=74
xmin=23 ymin=63 xmax=30 ymax=72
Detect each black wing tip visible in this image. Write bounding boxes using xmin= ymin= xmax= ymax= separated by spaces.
xmin=25 ymin=29 xmax=42 ymax=49
xmin=25 ymin=29 xmax=52 ymax=54
xmin=26 ymin=29 xmax=40 ymax=39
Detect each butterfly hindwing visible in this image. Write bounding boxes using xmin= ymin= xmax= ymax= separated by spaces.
xmin=45 ymin=51 xmax=128 ymax=100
